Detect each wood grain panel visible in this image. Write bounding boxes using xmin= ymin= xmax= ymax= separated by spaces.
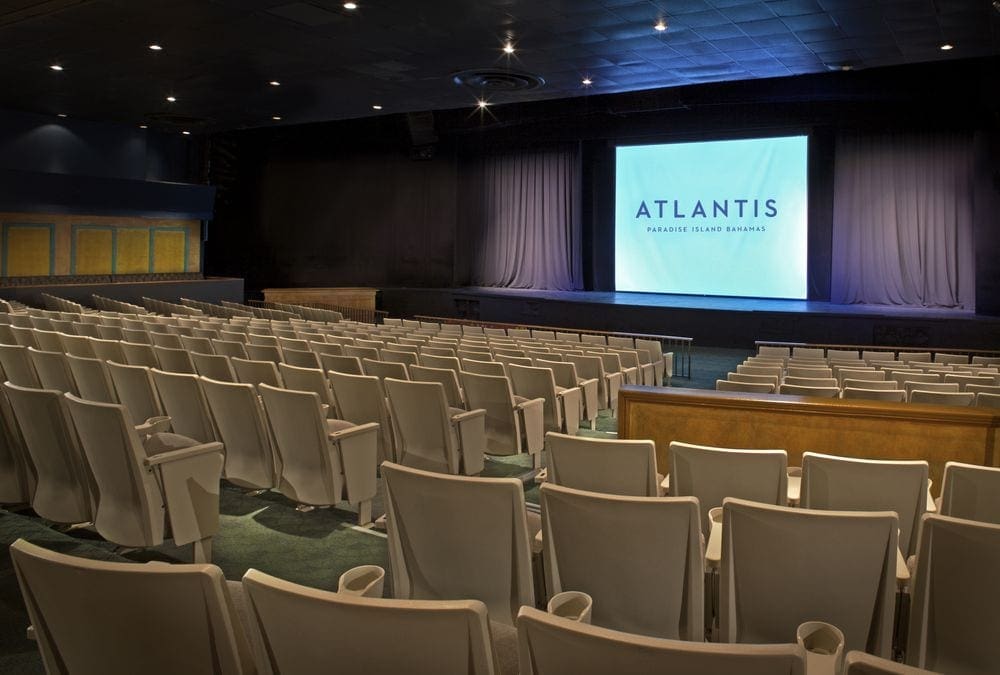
xmin=620 ymin=386 xmax=1000 ymax=493
xmin=263 ymin=287 xmax=377 ymax=310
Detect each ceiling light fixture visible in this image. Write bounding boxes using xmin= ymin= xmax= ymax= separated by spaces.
xmin=272 ymin=115 xmax=282 ymax=120
xmin=582 ymin=77 xmax=593 ymax=86
xmin=940 ymin=43 xmax=954 ymax=51
xmin=166 ymin=95 xmax=176 ymax=102
xmin=343 ymin=2 xmax=357 ymax=9
xmin=840 ymin=65 xmax=853 ymax=71
xmin=477 ymin=99 xmax=489 ymax=109
xmin=503 ymin=42 xmax=515 ymax=55
xmin=181 ymin=130 xmax=191 ymax=135
xmin=148 ymin=44 xmax=163 ymax=51
xmin=653 ymin=20 xmax=667 ymax=32
xmin=372 ymin=104 xmax=382 ymax=110
xmin=49 ymin=64 xmax=63 ymax=71
xmin=269 ymin=80 xmax=281 ymax=86
xmin=139 ymin=124 xmax=148 ymax=129
xmin=57 ymin=113 xmax=67 ymax=118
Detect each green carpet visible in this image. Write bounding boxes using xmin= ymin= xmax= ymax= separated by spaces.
xmin=0 ymin=346 xmax=749 ymax=671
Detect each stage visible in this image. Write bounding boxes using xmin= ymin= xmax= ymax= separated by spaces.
xmin=379 ymin=287 xmax=1000 ymax=351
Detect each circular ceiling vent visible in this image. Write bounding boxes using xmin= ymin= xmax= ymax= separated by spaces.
xmin=144 ymin=113 xmax=211 ymax=128
xmin=452 ymin=69 xmax=545 ymax=92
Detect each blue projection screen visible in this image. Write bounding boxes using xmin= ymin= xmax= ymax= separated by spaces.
xmin=615 ymin=135 xmax=808 ymax=299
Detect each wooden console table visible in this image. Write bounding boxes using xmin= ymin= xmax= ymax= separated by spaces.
xmin=262 ymin=287 xmax=377 ymax=311
xmin=619 ymin=386 xmax=1000 ymax=491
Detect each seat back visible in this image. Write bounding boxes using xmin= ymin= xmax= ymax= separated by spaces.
xmin=0 ymin=343 xmax=40 ymax=387
xmin=244 ymin=568 xmax=496 ymax=675
xmin=842 ymin=387 xmax=907 ymax=402
xmin=106 ymin=361 xmax=163 ymax=424
xmin=547 ymin=432 xmax=658 ymax=497
xmin=321 ymin=353 xmax=364 ymax=375
xmin=121 ymin=341 xmax=159 ymax=368
xmin=180 ymin=335 xmax=215 ymax=355
xmin=201 ymin=377 xmax=276 ymax=490
xmin=362 ymin=358 xmax=408 ymax=381
xmin=409 ymin=364 xmax=464 ymax=408
xmin=63 ymin=394 xmax=163 ymax=547
xmin=328 ymin=371 xmax=394 ymax=464
xmin=382 ymin=461 xmax=533 ymax=625
xmin=258 ymin=383 xmax=343 ymax=505
xmin=10 ymin=538 xmax=254 ymax=675
xmin=517 ymin=606 xmax=805 ymax=675
xmin=720 ymin=498 xmax=897 ymax=656
xmin=212 ymin=339 xmax=249 ymax=359
xmin=540 ymin=483 xmax=703 ymax=639
xmin=66 ymin=354 xmax=117 ymax=403
xmin=462 ymin=358 xmax=506 ymax=377
xmin=669 ymin=441 xmax=787 ymax=534
xmin=907 ymin=514 xmax=1000 ymax=672
xmin=460 ymin=371 xmax=521 ymax=456
xmin=151 ymin=369 xmax=218 ymax=442
xmin=800 ymin=451 xmax=927 ymax=557
xmin=28 ymin=347 xmax=78 ymax=394
xmin=231 ymin=357 xmax=283 ymax=388
xmin=278 ymin=363 xmax=336 ymax=410
xmin=909 ymin=390 xmax=974 ymax=406
xmin=3 ymin=383 xmax=94 ymax=524
xmin=508 ymin=364 xmax=561 ymax=432
xmin=938 ymin=461 xmax=1000 ymax=524
xmin=59 ymin=332 xmax=96 ymax=357
xmin=191 ymin=352 xmax=235 ymax=383
xmin=383 ymin=377 xmax=458 ymax=474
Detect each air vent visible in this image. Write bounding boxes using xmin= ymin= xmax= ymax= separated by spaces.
xmin=452 ymin=69 xmax=545 ymax=92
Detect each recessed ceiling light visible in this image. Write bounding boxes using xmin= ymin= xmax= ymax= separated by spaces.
xmin=57 ymin=113 xmax=67 ymax=118
xmin=582 ymin=77 xmax=593 ymax=86
xmin=940 ymin=43 xmax=954 ymax=51
xmin=343 ymin=2 xmax=357 ymax=9
xmin=148 ymin=44 xmax=163 ymax=51
xmin=477 ymin=99 xmax=489 ymax=109
xmin=372 ymin=104 xmax=383 ymax=110
xmin=503 ymin=42 xmax=515 ymax=55
xmin=166 ymin=96 xmax=176 ymax=102
xmin=139 ymin=124 xmax=148 ymax=129
xmin=269 ymin=80 xmax=281 ymax=86
xmin=49 ymin=64 xmax=63 ymax=71
xmin=272 ymin=115 xmax=282 ymax=121
xmin=653 ymin=20 xmax=667 ymax=32
xmin=181 ymin=130 xmax=191 ymax=135
xmin=840 ymin=65 xmax=853 ymax=71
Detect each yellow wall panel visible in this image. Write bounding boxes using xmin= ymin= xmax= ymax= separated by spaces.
xmin=73 ymin=228 xmax=113 ymax=275
xmin=152 ymin=229 xmax=187 ymax=273
xmin=115 ymin=228 xmax=150 ymax=274
xmin=5 ymin=225 xmax=52 ymax=276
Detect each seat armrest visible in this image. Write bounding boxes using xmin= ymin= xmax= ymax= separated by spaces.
xmin=514 ymin=397 xmax=546 ymax=411
xmin=451 ymin=408 xmax=486 ymax=424
xmin=145 ymin=441 xmax=224 ymax=467
xmin=516 ymin=398 xmax=546 ymax=455
xmin=328 ymin=421 xmax=380 ymax=441
xmin=135 ymin=415 xmax=172 ymax=436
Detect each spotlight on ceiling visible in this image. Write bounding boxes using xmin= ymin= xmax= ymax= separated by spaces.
xmin=653 ymin=20 xmax=667 ymax=32
xmin=343 ymin=2 xmax=357 ymax=9
xmin=139 ymin=124 xmax=148 ymax=129
xmin=166 ymin=96 xmax=177 ymax=102
xmin=269 ymin=80 xmax=281 ymax=86
xmin=49 ymin=64 xmax=64 ymax=71
xmin=57 ymin=113 xmax=67 ymax=118
xmin=272 ymin=115 xmax=282 ymax=121
xmin=940 ymin=43 xmax=954 ymax=51
xmin=181 ymin=130 xmax=191 ymax=135
xmin=477 ymin=99 xmax=490 ymax=109
xmin=503 ymin=42 xmax=515 ymax=55
xmin=582 ymin=77 xmax=593 ymax=86
xmin=148 ymin=44 xmax=163 ymax=51
xmin=372 ymin=104 xmax=383 ymax=110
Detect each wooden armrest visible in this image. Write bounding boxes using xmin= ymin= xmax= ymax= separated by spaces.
xmin=145 ymin=441 xmax=224 ymax=467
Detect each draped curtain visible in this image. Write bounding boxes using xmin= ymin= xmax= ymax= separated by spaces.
xmin=831 ymin=131 xmax=975 ymax=309
xmin=463 ymin=145 xmax=583 ymax=290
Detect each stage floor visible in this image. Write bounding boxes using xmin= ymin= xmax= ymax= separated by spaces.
xmin=454 ymin=287 xmax=988 ymax=321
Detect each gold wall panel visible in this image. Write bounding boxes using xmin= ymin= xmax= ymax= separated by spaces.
xmin=4 ymin=225 xmax=53 ymax=276
xmin=152 ymin=229 xmax=187 ymax=273
xmin=620 ymin=386 xmax=1000 ymax=493
xmin=115 ymin=228 xmax=150 ymax=274
xmin=73 ymin=227 xmax=113 ymax=275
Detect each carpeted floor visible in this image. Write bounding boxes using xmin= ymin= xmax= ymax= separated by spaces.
xmin=0 ymin=345 xmax=749 ymax=672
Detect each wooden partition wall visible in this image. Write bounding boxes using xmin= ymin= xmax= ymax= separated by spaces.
xmin=262 ymin=287 xmax=377 ymax=311
xmin=619 ymin=386 xmax=1000 ymax=492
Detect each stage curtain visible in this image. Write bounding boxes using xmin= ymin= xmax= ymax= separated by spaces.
xmin=831 ymin=131 xmax=975 ymax=309
xmin=463 ymin=145 xmax=583 ymax=290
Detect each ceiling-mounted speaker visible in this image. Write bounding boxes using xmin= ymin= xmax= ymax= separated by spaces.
xmin=405 ymin=111 xmax=437 ymax=159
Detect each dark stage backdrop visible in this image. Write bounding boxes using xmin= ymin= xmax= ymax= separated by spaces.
xmin=205 ymin=57 xmax=1000 ymax=312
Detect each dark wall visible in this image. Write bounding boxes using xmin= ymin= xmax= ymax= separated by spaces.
xmin=206 ymin=56 xmax=1000 ymax=304
xmin=0 ymin=108 xmax=194 ymax=183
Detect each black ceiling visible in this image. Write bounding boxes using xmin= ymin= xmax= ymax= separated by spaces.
xmin=1 ymin=0 xmax=998 ymax=133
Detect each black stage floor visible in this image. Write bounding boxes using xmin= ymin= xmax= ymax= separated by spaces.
xmin=379 ymin=286 xmax=1000 ymax=351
